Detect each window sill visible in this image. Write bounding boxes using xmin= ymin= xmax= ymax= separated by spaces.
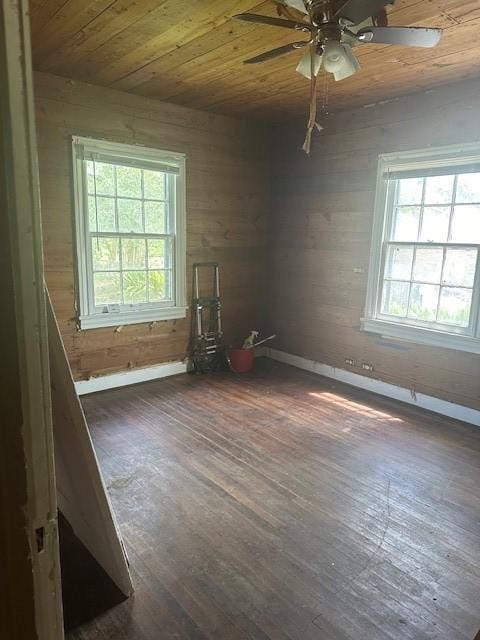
xmin=78 ymin=306 xmax=187 ymax=330
xmin=361 ymin=317 xmax=480 ymax=355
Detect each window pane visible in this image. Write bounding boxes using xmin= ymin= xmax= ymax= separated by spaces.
xmin=87 ymin=161 xmax=115 ymax=196
xmin=450 ymin=205 xmax=480 ymax=243
xmin=122 ymin=238 xmax=146 ymax=270
xmin=94 ymin=272 xmax=121 ymax=305
xmin=148 ymin=238 xmax=171 ymax=269
xmin=419 ymin=206 xmax=450 ymax=242
xmin=456 ymin=173 xmax=480 ymax=204
xmin=381 ymin=280 xmax=409 ymax=316
xmin=385 ymin=245 xmax=413 ymax=280
xmin=412 ymin=247 xmax=443 ymax=283
xmin=144 ymin=170 xmax=166 ymax=200
xmin=145 ymin=201 xmax=167 ymax=234
xmin=438 ymin=287 xmax=472 ymax=327
xmin=442 ymin=248 xmax=477 ymax=287
xmin=123 ymin=271 xmax=147 ymax=304
xmin=118 ymin=198 xmax=143 ymax=233
xmin=148 ymin=270 xmax=170 ymax=302
xmin=88 ymin=196 xmax=116 ymax=232
xmin=92 ymin=238 xmax=119 ymax=271
xmin=392 ymin=206 xmax=420 ymax=241
xmin=397 ymin=178 xmax=423 ymax=205
xmin=116 ymin=165 xmax=142 ymax=198
xmin=408 ymin=283 xmax=439 ymax=321
xmin=424 ymin=175 xmax=454 ymax=205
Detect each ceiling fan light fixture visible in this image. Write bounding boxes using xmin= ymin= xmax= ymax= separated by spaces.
xmin=322 ymin=40 xmax=347 ymax=73
xmin=234 ymin=0 xmax=443 ymax=155
xmin=278 ymin=0 xmax=308 ymax=13
xmin=296 ymin=48 xmax=323 ymax=79
xmin=323 ymin=40 xmax=360 ymax=81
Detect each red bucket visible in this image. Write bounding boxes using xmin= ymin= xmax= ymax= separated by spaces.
xmin=229 ymin=348 xmax=255 ymax=373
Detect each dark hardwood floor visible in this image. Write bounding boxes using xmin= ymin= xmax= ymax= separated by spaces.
xmin=68 ymin=359 xmax=480 ymax=640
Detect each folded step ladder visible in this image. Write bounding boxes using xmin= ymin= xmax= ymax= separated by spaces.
xmin=190 ymin=262 xmax=226 ymax=373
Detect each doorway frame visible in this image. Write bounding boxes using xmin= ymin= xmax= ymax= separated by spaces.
xmin=0 ymin=0 xmax=64 ymax=637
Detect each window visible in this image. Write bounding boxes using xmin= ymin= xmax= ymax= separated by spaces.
xmin=72 ymin=137 xmax=186 ymax=329
xmin=363 ymin=143 xmax=480 ymax=354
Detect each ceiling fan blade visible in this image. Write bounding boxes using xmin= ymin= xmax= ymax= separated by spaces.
xmin=335 ymin=0 xmax=391 ymax=25
xmin=333 ymin=43 xmax=360 ymax=81
xmin=233 ymin=13 xmax=312 ymax=31
xmin=357 ymin=26 xmax=442 ymax=47
xmin=244 ymin=41 xmax=308 ymax=64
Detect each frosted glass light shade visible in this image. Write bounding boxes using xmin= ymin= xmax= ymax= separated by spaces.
xmin=296 ymin=49 xmax=323 ymax=79
xmin=323 ymin=40 xmax=345 ymax=73
xmin=323 ymin=41 xmax=360 ymax=81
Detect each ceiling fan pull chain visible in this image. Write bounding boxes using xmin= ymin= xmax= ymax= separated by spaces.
xmin=321 ymin=70 xmax=330 ymax=115
xmin=302 ymin=44 xmax=323 ymax=154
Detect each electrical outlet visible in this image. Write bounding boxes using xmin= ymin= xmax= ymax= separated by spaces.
xmin=362 ymin=362 xmax=374 ymax=372
xmin=345 ymin=358 xmax=356 ymax=367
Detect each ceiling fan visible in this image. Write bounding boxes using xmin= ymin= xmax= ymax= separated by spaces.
xmin=234 ymin=0 xmax=443 ymax=82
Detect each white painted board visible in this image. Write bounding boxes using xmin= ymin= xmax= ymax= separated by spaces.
xmin=47 ymin=292 xmax=133 ymax=597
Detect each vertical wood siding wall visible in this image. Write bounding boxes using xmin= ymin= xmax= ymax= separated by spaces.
xmin=35 ymin=72 xmax=270 ymax=380
xmin=269 ymin=78 xmax=480 ymax=410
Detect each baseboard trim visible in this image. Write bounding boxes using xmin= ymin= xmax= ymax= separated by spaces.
xmin=75 ymin=349 xmax=479 ymax=426
xmin=266 ymin=348 xmax=480 ymax=427
xmin=75 ymin=361 xmax=188 ymax=395
xmin=75 ymin=346 xmax=270 ymax=395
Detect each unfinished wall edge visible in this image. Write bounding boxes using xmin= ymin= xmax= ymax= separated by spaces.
xmin=75 ymin=360 xmax=188 ymax=395
xmin=75 ymin=348 xmax=268 ymax=395
xmin=266 ymin=348 xmax=480 ymax=428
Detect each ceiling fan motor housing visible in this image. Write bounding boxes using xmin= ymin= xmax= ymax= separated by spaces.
xmin=304 ymin=0 xmax=347 ymax=25
xmin=318 ymin=22 xmax=343 ymax=44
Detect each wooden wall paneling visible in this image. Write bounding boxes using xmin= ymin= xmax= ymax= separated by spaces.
xmin=36 ymin=72 xmax=270 ymax=380
xmin=268 ymin=78 xmax=480 ymax=411
xmin=326 ymin=77 xmax=480 ymax=133
xmin=33 ymin=71 xmax=268 ymax=143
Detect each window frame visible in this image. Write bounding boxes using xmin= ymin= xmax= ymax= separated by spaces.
xmin=72 ymin=136 xmax=187 ymax=329
xmin=362 ymin=142 xmax=480 ymax=355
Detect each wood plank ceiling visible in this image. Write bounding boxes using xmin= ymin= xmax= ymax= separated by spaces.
xmin=30 ymin=0 xmax=480 ymax=121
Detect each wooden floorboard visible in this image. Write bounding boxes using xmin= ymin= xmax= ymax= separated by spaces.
xmin=68 ymin=359 xmax=480 ymax=640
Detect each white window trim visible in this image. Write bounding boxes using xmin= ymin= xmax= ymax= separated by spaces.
xmin=362 ymin=142 xmax=480 ymax=355
xmin=72 ymin=136 xmax=187 ymax=329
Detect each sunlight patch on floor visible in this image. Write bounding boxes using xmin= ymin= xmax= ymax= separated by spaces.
xmin=309 ymin=391 xmax=404 ymax=423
